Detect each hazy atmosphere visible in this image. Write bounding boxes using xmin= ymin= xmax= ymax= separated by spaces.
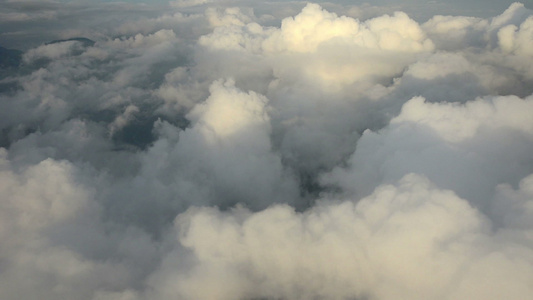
xmin=1 ymin=0 xmax=533 ymax=299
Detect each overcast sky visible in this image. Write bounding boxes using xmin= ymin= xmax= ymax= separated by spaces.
xmin=1 ymin=1 xmax=533 ymax=300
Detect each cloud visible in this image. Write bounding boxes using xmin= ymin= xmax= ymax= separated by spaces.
xmin=128 ymin=79 xmax=301 ymax=212
xmin=392 ymin=95 xmax=533 ymax=143
xmin=322 ymin=93 xmax=533 ymax=215
xmin=1 ymin=2 xmax=533 ymax=300
xmin=0 ymin=151 xmax=118 ymax=300
xmin=158 ymin=173 xmax=533 ymax=300
xmin=190 ymin=3 xmax=437 ymax=176
xmin=423 ymin=14 xmax=488 ymax=50
xmin=109 ymin=104 xmax=140 ymax=136
xmin=497 ymin=14 xmax=533 ymax=56
xmin=494 ymin=174 xmax=533 ymax=228
xmin=199 ymin=3 xmax=434 ymax=88
xmin=23 ymin=40 xmax=86 ymax=63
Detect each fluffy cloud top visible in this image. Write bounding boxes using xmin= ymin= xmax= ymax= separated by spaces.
xmin=392 ymin=94 xmax=533 ymax=142
xmin=164 ymin=173 xmax=532 ymax=300
xmin=198 ymin=3 xmax=434 ymax=89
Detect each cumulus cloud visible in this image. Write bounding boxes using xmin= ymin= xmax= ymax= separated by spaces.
xmin=0 ymin=150 xmax=140 ymax=300
xmin=497 ymin=14 xmax=533 ymax=56
xmin=1 ymin=1 xmax=533 ymax=300
xmin=129 ymin=79 xmax=301 ymax=212
xmin=23 ymin=40 xmax=86 ymax=63
xmin=392 ymin=95 xmax=533 ymax=142
xmin=158 ymin=173 xmax=532 ymax=300
xmin=322 ymin=93 xmax=533 ymax=216
xmin=199 ymin=3 xmax=434 ymax=85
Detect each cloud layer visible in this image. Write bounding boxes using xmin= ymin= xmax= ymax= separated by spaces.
xmin=1 ymin=1 xmax=533 ymax=300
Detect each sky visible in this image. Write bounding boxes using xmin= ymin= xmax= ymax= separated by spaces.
xmin=1 ymin=1 xmax=533 ymax=300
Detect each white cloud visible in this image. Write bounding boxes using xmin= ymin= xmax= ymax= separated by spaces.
xmin=322 ymin=93 xmax=533 ymax=214
xmin=23 ymin=40 xmax=82 ymax=63
xmin=133 ymin=79 xmax=301 ymax=210
xmin=156 ymin=173 xmax=533 ymax=300
xmin=497 ymin=15 xmax=533 ymax=56
xmin=392 ymin=94 xmax=533 ymax=142
xmin=423 ymin=14 xmax=488 ymax=50
xmin=199 ymin=3 xmax=434 ymax=89
xmin=1 ymin=2 xmax=533 ymax=300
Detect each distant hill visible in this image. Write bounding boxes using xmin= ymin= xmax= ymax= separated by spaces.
xmin=0 ymin=46 xmax=23 ymax=68
xmin=0 ymin=37 xmax=96 ymax=76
